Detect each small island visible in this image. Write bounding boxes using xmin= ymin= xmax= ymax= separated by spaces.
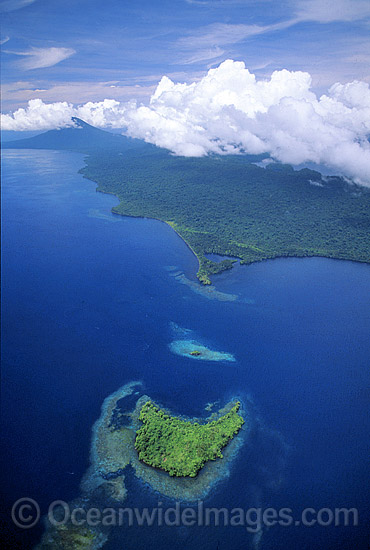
xmin=169 ymin=339 xmax=236 ymax=362
xmin=35 ymin=383 xmax=249 ymax=548
xmin=135 ymin=400 xmax=244 ymax=477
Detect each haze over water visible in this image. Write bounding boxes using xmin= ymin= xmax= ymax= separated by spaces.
xmin=2 ymin=150 xmax=370 ymax=549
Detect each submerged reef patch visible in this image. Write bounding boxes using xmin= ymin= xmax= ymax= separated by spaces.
xmin=81 ymin=381 xmax=142 ymax=499
xmin=35 ymin=382 xmax=249 ymax=548
xmin=168 ymin=269 xmax=238 ymax=302
xmin=81 ymin=382 xmax=248 ymax=502
xmin=170 ymin=339 xmax=235 ymax=362
xmin=35 ymin=382 xmax=143 ymax=549
xmin=87 ymin=209 xmax=122 ymax=223
xmin=35 ymin=507 xmax=108 ymax=550
xmin=169 ymin=323 xmax=235 ymax=362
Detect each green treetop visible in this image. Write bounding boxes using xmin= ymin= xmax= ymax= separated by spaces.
xmin=134 ymin=401 xmax=245 ymax=477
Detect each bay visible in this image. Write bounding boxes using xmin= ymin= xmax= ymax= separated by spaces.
xmin=2 ymin=149 xmax=370 ymax=549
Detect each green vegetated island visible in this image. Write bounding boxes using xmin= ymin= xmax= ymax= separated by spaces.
xmin=5 ymin=118 xmax=370 ymax=283
xmin=35 ymin=382 xmax=247 ymax=549
xmin=81 ymin=382 xmax=247 ymax=499
xmin=135 ymin=400 xmax=244 ymax=477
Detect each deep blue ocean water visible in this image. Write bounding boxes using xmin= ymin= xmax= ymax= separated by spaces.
xmin=1 ymin=149 xmax=370 ymax=549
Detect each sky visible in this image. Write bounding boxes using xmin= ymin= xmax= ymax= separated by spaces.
xmin=1 ymin=0 xmax=370 ymax=183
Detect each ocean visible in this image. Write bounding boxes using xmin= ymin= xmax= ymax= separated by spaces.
xmin=1 ymin=149 xmax=370 ymax=549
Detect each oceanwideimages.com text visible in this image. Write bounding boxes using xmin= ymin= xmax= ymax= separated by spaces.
xmin=12 ymin=498 xmax=359 ymax=533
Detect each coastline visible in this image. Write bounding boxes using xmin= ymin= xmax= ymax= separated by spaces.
xmin=164 ymin=221 xmax=203 ymax=281
xmin=82 ymin=168 xmax=211 ymax=284
xmin=3 ymin=149 xmax=369 ymax=285
xmin=80 ymin=164 xmax=370 ymax=285
xmin=4 ymin=149 xmax=369 ymax=550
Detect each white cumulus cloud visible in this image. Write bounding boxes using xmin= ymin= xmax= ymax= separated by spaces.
xmin=2 ymin=60 xmax=370 ymax=185
xmin=1 ymin=98 xmax=129 ymax=131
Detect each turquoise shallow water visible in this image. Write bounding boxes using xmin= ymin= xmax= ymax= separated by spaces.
xmin=1 ymin=149 xmax=370 ymax=549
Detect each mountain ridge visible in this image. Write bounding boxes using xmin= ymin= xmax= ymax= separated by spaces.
xmin=2 ymin=118 xmax=149 ymax=153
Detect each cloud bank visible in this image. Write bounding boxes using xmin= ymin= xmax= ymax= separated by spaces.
xmin=2 ymin=60 xmax=370 ymax=185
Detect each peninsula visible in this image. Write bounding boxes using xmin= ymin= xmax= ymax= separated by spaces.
xmin=5 ymin=118 xmax=370 ymax=283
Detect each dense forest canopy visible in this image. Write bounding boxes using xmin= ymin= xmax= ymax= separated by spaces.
xmin=5 ymin=119 xmax=370 ymax=283
xmin=135 ymin=401 xmax=245 ymax=477
xmin=81 ymin=148 xmax=370 ymax=283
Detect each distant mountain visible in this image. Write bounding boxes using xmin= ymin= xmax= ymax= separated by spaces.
xmin=2 ymin=117 xmax=149 ymax=153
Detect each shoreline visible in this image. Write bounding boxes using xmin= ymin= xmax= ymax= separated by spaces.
xmin=82 ymin=169 xmax=370 ymax=284
xmin=4 ymin=149 xmax=369 ymax=284
xmin=164 ymin=220 xmax=202 ymax=279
